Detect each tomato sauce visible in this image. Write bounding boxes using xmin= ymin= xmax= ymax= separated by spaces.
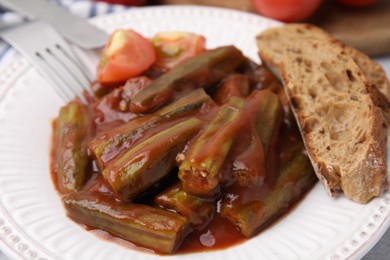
xmin=50 ymin=60 xmax=317 ymax=255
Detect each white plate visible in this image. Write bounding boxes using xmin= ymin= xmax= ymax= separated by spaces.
xmin=0 ymin=6 xmax=389 ymax=260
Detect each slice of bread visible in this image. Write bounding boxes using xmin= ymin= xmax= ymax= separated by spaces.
xmin=344 ymin=46 xmax=390 ymax=122
xmin=256 ymin=24 xmax=390 ymax=124
xmin=256 ymin=25 xmax=388 ymax=203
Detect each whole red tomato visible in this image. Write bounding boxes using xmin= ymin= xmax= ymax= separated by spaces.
xmin=251 ymin=0 xmax=323 ymax=22
xmin=94 ymin=0 xmax=147 ymax=6
xmin=334 ymin=0 xmax=378 ymax=8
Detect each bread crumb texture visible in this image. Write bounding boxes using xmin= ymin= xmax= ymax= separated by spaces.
xmin=267 ymin=31 xmax=388 ymax=203
xmin=257 ymin=23 xmax=390 ymax=124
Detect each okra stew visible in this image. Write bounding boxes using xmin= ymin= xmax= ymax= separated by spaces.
xmin=50 ymin=29 xmax=317 ymax=254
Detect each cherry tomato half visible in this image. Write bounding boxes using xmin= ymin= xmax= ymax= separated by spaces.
xmin=334 ymin=0 xmax=378 ymax=8
xmin=251 ymin=0 xmax=323 ymax=22
xmin=151 ymin=32 xmax=206 ymax=69
xmin=97 ymin=29 xmax=156 ymax=84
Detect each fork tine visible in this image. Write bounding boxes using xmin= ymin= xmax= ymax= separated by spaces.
xmin=56 ymin=43 xmax=94 ymax=83
xmin=39 ymin=48 xmax=88 ymax=100
xmin=38 ymin=27 xmax=92 ymax=102
xmin=33 ymin=55 xmax=78 ymax=102
xmin=36 ymin=50 xmax=88 ymax=103
xmin=0 ymin=21 xmax=93 ymax=104
xmin=49 ymin=46 xmax=91 ymax=90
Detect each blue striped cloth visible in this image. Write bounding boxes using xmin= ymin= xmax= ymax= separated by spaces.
xmin=0 ymin=0 xmax=129 ymax=71
xmin=0 ymin=2 xmax=129 ymax=258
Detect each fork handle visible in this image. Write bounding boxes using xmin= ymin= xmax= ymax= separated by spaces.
xmin=0 ymin=0 xmax=35 ymax=19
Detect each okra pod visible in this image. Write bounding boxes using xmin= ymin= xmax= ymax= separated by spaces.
xmin=89 ymin=89 xmax=213 ymax=169
xmin=221 ymin=90 xmax=282 ymax=189
xmin=155 ymin=183 xmax=215 ymax=228
xmin=54 ymin=100 xmax=93 ymax=194
xmin=130 ymin=46 xmax=245 ymax=114
xmin=89 ymin=115 xmax=156 ymax=169
xmin=63 ymin=191 xmax=189 ymax=254
xmin=228 ymin=128 xmax=266 ymax=188
xmin=178 ymin=97 xmax=246 ymax=197
xmin=155 ymin=88 xmax=214 ymax=118
xmin=245 ymin=89 xmax=284 ymax=154
xmin=213 ymin=73 xmax=250 ymax=104
xmin=221 ymin=143 xmax=317 ymax=237
xmin=103 ymin=118 xmax=203 ymax=201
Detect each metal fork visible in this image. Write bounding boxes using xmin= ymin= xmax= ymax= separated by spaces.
xmin=0 ymin=21 xmax=93 ymax=103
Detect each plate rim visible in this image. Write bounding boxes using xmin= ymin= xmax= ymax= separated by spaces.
xmin=0 ymin=5 xmax=389 ymax=260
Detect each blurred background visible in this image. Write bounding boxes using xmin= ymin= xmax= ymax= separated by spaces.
xmin=97 ymin=0 xmax=390 ymax=58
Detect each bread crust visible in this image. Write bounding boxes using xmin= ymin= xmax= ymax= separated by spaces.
xmin=256 ymin=23 xmax=390 ymax=124
xmin=257 ymin=25 xmax=388 ymax=203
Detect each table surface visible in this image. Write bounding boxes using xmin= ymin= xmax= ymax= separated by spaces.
xmin=361 ymin=56 xmax=390 ymax=260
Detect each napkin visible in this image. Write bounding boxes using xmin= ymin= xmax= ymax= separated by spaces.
xmin=0 ymin=0 xmax=129 ymax=71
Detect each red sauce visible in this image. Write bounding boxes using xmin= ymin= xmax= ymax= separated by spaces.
xmin=81 ymin=212 xmax=246 ymax=254
xmin=179 ymin=214 xmax=246 ymax=253
xmin=50 ymin=61 xmax=317 ymax=255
